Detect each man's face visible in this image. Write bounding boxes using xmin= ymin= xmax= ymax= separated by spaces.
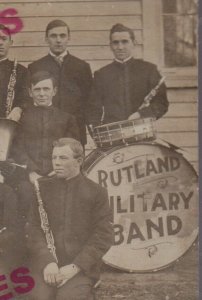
xmin=0 ymin=30 xmax=12 ymax=59
xmin=29 ymin=78 xmax=56 ymax=106
xmin=110 ymin=31 xmax=134 ymax=61
xmin=45 ymin=26 xmax=69 ymax=55
xmin=52 ymin=145 xmax=82 ymax=179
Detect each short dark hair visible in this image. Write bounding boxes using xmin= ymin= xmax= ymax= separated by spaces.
xmin=0 ymin=24 xmax=11 ymax=39
xmin=45 ymin=19 xmax=70 ymax=37
xmin=109 ymin=23 xmax=135 ymax=42
xmin=53 ymin=138 xmax=84 ymax=159
xmin=30 ymin=71 xmax=57 ymax=88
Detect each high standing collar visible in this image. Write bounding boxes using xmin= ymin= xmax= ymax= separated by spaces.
xmin=114 ymin=56 xmax=133 ymax=64
xmin=49 ymin=50 xmax=68 ymax=59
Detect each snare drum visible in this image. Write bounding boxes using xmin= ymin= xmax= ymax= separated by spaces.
xmin=83 ymin=142 xmax=198 ymax=272
xmin=93 ymin=118 xmax=156 ymax=148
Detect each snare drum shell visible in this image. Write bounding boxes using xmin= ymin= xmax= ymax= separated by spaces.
xmin=93 ymin=118 xmax=156 ymax=148
xmin=83 ymin=142 xmax=198 ymax=272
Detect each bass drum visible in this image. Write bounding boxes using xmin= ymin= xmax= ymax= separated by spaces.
xmin=83 ymin=142 xmax=198 ymax=272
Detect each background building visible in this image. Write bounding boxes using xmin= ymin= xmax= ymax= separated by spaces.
xmin=0 ymin=1 xmax=198 ymax=299
xmin=0 ymin=0 xmax=198 ymax=169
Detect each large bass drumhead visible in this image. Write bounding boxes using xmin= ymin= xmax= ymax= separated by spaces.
xmin=83 ymin=143 xmax=198 ymax=272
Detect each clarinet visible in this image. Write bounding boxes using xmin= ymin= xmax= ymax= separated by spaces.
xmin=6 ymin=59 xmax=18 ymax=117
xmin=34 ymin=180 xmax=58 ymax=263
xmin=139 ymin=76 xmax=165 ymax=110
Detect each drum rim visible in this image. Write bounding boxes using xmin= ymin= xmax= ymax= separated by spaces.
xmin=94 ymin=117 xmax=154 ymax=129
xmin=84 ymin=141 xmax=198 ymax=178
xmin=103 ymin=233 xmax=198 ymax=273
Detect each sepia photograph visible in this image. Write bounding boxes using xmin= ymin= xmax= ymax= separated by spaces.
xmin=0 ymin=0 xmax=198 ymax=299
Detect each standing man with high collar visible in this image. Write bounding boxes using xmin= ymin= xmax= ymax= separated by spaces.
xmin=0 ymin=24 xmax=29 ymax=121
xmin=28 ymin=19 xmax=93 ymax=147
xmin=88 ymin=23 xmax=169 ymax=127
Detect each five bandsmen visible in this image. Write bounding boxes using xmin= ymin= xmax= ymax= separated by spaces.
xmin=0 ymin=20 xmax=169 ymax=299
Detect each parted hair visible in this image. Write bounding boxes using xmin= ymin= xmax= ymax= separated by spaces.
xmin=53 ymin=138 xmax=84 ymax=159
xmin=29 ymin=71 xmax=57 ymax=87
xmin=109 ymin=23 xmax=135 ymax=42
xmin=0 ymin=24 xmax=11 ymax=39
xmin=45 ymin=19 xmax=70 ymax=37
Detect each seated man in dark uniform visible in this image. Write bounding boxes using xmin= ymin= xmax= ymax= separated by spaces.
xmin=27 ymin=138 xmax=114 ymax=300
xmin=15 ymin=70 xmax=80 ymax=184
xmin=14 ymin=71 xmax=80 ymax=227
xmin=88 ymin=23 xmax=169 ymax=127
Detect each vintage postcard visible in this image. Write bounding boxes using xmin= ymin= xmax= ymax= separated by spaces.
xmin=0 ymin=0 xmax=198 ymax=299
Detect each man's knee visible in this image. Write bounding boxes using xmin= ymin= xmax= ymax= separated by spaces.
xmin=29 ymin=285 xmax=55 ymax=300
xmin=28 ymin=269 xmax=55 ymax=300
xmin=56 ymin=273 xmax=94 ymax=300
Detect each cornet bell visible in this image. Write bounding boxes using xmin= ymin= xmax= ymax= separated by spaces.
xmin=0 ymin=118 xmax=18 ymax=161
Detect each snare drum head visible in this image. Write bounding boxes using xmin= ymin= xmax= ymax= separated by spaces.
xmin=84 ymin=143 xmax=198 ymax=272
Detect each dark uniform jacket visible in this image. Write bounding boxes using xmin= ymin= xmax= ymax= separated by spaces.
xmin=0 ymin=59 xmax=29 ymax=117
xmin=15 ymin=105 xmax=80 ymax=176
xmin=27 ymin=174 xmax=114 ymax=280
xmin=0 ymin=183 xmax=20 ymax=270
xmin=28 ymin=54 xmax=92 ymax=145
xmin=88 ymin=58 xmax=169 ymax=125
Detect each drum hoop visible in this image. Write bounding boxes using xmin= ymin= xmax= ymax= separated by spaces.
xmin=94 ymin=124 xmax=153 ymax=134
xmin=84 ymin=141 xmax=198 ymax=178
xmin=103 ymin=234 xmax=198 ymax=273
xmin=94 ymin=117 xmax=154 ymax=129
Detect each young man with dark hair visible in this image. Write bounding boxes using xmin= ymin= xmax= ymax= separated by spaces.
xmin=88 ymin=23 xmax=169 ymax=126
xmin=27 ymin=137 xmax=114 ymax=300
xmin=0 ymin=24 xmax=29 ymax=121
xmin=14 ymin=71 xmax=80 ymax=229
xmin=16 ymin=70 xmax=80 ymax=184
xmin=28 ymin=19 xmax=92 ymax=146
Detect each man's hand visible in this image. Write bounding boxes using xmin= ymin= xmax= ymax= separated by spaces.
xmin=29 ymin=172 xmax=42 ymax=184
xmin=128 ymin=112 xmax=141 ymax=120
xmin=57 ymin=264 xmax=81 ymax=288
xmin=7 ymin=107 xmax=22 ymax=122
xmin=43 ymin=262 xmax=62 ymax=286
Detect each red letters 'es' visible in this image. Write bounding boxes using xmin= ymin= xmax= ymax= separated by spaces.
xmin=0 ymin=8 xmax=23 ymax=34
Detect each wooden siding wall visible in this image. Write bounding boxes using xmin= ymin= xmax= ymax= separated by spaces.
xmin=1 ymin=0 xmax=143 ymax=71
xmin=0 ymin=0 xmax=198 ymax=170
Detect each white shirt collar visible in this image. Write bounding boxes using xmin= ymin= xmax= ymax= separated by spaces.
xmin=49 ymin=50 xmax=68 ymax=59
xmin=34 ymin=103 xmax=52 ymax=107
xmin=115 ymin=56 xmax=132 ymax=64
